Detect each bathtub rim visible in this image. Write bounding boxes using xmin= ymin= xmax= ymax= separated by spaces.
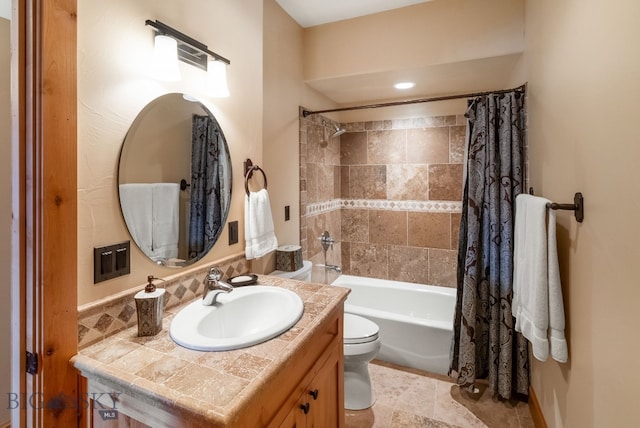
xmin=331 ymin=274 xmax=456 ymax=331
xmin=331 ymin=274 xmax=456 ymax=297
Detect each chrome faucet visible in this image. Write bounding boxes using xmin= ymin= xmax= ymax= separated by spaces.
xmin=319 ymin=231 xmax=342 ymax=273
xmin=202 ymin=266 xmax=233 ymax=305
xmin=320 ymin=231 xmax=335 ymax=252
xmin=323 ymin=264 xmax=342 ymax=273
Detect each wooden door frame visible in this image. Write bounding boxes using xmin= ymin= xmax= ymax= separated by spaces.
xmin=12 ymin=0 xmax=78 ymax=426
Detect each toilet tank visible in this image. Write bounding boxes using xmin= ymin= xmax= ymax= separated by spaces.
xmin=269 ymin=260 xmax=312 ymax=282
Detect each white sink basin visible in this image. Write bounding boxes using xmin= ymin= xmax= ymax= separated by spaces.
xmin=169 ymin=285 xmax=304 ymax=351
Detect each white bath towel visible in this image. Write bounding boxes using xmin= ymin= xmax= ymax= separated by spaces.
xmin=151 ymin=183 xmax=180 ymax=260
xmin=119 ymin=183 xmax=153 ymax=255
xmin=512 ymin=194 xmax=568 ymax=363
xmin=244 ymin=189 xmax=278 ymax=260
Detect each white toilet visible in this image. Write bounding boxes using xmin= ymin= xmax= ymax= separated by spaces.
xmin=343 ymin=313 xmax=381 ymax=410
xmin=269 ymin=261 xmax=381 ymax=410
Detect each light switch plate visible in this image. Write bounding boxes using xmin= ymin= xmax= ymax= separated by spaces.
xmin=228 ymin=221 xmax=239 ymax=245
xmin=94 ymin=241 xmax=130 ymax=283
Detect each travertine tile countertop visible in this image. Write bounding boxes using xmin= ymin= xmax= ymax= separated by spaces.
xmin=71 ymin=275 xmax=349 ymax=427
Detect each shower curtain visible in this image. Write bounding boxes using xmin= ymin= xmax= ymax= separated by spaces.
xmin=188 ymin=114 xmax=223 ymax=259
xmin=449 ymin=89 xmax=529 ymax=399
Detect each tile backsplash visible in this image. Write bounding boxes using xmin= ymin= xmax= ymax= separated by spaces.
xmin=300 ymin=110 xmax=465 ymax=288
xmin=78 ymin=253 xmax=249 ymax=349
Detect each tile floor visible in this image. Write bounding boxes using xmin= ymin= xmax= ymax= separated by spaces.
xmin=345 ymin=361 xmax=535 ymax=428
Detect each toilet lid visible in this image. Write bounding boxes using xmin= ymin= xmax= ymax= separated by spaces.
xmin=344 ymin=313 xmax=379 ymax=344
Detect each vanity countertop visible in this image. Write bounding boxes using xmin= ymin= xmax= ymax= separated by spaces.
xmin=71 ymin=275 xmax=349 ymax=427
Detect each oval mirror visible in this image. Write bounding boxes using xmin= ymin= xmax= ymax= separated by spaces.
xmin=118 ymin=93 xmax=232 ymax=268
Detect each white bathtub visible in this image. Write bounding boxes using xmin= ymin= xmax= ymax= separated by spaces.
xmin=331 ymin=275 xmax=456 ymax=375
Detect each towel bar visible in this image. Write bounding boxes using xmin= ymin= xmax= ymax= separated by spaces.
xmin=528 ymin=188 xmax=584 ymax=222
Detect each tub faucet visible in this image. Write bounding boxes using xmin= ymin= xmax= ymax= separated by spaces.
xmin=202 ymin=266 xmax=233 ymax=306
xmin=323 ymin=264 xmax=342 ymax=273
xmin=319 ymin=231 xmax=341 ymax=273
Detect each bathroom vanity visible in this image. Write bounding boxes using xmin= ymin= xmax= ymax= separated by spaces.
xmin=72 ymin=276 xmax=348 ymax=427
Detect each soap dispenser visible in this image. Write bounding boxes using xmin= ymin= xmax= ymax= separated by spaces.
xmin=134 ymin=275 xmax=166 ymax=337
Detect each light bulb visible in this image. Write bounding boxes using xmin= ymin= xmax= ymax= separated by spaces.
xmin=152 ymin=34 xmax=181 ymax=82
xmin=394 ymin=82 xmax=415 ymax=90
xmin=207 ymin=59 xmax=230 ymax=98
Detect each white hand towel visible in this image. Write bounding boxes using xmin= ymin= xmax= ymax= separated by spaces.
xmin=119 ymin=183 xmax=153 ymax=255
xmin=512 ymin=194 xmax=568 ymax=363
xmin=546 ymin=206 xmax=568 ymax=362
xmin=244 ymin=189 xmax=278 ymax=260
xmin=151 ymin=183 xmax=180 ymax=260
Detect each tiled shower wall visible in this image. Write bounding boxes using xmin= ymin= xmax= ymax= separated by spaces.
xmin=300 ymin=111 xmax=465 ymax=288
xmin=299 ymin=109 xmax=343 ymax=268
xmin=339 ymin=117 xmax=464 ymax=288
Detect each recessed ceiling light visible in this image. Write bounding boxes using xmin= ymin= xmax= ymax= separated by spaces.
xmin=394 ymin=82 xmax=415 ymax=90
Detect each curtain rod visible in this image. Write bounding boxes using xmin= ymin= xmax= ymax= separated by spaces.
xmin=301 ymin=84 xmax=526 ymax=117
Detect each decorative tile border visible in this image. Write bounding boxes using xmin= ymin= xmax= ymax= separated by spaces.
xmin=304 ymin=199 xmax=342 ymax=216
xmin=305 ymin=199 xmax=462 ymax=215
xmin=78 ymin=253 xmax=249 ymax=349
xmin=342 ymin=199 xmax=462 ymax=213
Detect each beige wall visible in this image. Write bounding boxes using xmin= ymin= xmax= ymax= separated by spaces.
xmin=303 ymin=0 xmax=524 ymax=82
xmin=262 ymin=0 xmax=338 ymax=248
xmin=1 ymin=15 xmax=11 ymax=427
xmin=78 ymin=0 xmax=263 ymax=305
xmin=525 ymin=1 xmax=640 ymax=427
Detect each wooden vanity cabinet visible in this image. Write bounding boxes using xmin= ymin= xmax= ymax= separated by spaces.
xmin=82 ymin=304 xmax=345 ymax=428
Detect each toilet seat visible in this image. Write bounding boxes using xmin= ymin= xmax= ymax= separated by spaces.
xmin=344 ymin=313 xmax=379 ymax=345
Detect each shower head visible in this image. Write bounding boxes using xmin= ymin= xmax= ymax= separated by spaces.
xmin=330 ymin=126 xmax=346 ymax=138
xmin=323 ymin=120 xmax=346 ymax=139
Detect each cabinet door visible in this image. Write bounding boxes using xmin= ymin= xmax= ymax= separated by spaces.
xmin=278 ymin=345 xmax=343 ymax=428
xmin=307 ymin=347 xmax=342 ymax=428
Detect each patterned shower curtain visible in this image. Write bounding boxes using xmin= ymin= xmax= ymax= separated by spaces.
xmin=449 ymin=89 xmax=529 ymax=399
xmin=188 ymin=114 xmax=223 ymax=259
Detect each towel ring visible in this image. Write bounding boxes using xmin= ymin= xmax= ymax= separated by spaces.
xmin=245 ymin=165 xmax=267 ymax=196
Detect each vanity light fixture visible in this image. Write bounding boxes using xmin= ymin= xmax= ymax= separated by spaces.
xmin=146 ymin=19 xmax=231 ymax=96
